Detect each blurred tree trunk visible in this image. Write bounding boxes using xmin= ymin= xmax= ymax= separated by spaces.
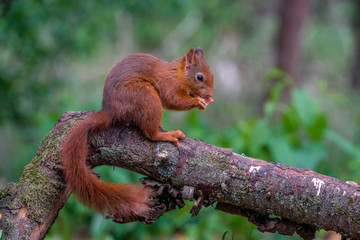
xmin=351 ymin=0 xmax=360 ymax=89
xmin=275 ymin=0 xmax=309 ymax=101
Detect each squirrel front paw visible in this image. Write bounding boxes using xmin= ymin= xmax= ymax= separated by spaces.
xmin=195 ymin=97 xmax=208 ymax=110
xmin=195 ymin=96 xmax=214 ymax=110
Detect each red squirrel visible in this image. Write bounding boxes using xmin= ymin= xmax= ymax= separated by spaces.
xmin=61 ymin=48 xmax=213 ymax=221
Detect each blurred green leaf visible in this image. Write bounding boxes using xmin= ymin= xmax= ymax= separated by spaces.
xmin=247 ymin=119 xmax=270 ymax=157
xmin=325 ymin=130 xmax=359 ymax=157
xmin=307 ymin=115 xmax=327 ymax=140
xmin=294 ymin=142 xmax=326 ymax=169
xmin=282 ymin=106 xmax=300 ymax=133
xmin=291 ymin=89 xmax=319 ymax=128
xmin=264 ymin=101 xmax=277 ymax=119
xmin=268 ymin=136 xmax=296 ymax=165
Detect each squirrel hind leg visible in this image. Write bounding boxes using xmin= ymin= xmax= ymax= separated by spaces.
xmin=144 ymin=129 xmax=185 ymax=146
xmin=125 ymin=86 xmax=185 ymax=146
xmin=138 ymin=105 xmax=185 ymax=146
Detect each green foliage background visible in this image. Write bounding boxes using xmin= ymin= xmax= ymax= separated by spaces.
xmin=1 ymin=0 xmax=360 ymax=239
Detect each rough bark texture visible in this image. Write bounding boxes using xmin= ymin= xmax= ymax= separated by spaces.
xmin=1 ymin=111 xmax=360 ymax=239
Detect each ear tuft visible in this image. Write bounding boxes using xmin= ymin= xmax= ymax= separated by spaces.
xmin=186 ymin=48 xmax=195 ymax=63
xmin=195 ymin=48 xmax=203 ymax=58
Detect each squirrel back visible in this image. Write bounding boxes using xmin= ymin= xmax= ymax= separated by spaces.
xmin=61 ymin=48 xmax=213 ymax=221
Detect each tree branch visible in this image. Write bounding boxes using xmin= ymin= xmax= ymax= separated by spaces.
xmin=1 ymin=111 xmax=360 ymax=239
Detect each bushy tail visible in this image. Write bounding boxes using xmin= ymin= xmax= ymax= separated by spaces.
xmin=61 ymin=111 xmax=152 ymax=219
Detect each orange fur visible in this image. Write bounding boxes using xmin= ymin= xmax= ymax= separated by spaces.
xmin=61 ymin=48 xmax=213 ymax=219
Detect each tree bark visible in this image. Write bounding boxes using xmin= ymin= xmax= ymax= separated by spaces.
xmin=1 ymin=111 xmax=360 ymax=239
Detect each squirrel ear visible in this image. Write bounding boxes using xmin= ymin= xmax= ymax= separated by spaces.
xmin=186 ymin=48 xmax=195 ymax=64
xmin=195 ymin=48 xmax=204 ymax=59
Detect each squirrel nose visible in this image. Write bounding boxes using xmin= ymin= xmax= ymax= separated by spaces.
xmin=201 ymin=88 xmax=213 ymax=97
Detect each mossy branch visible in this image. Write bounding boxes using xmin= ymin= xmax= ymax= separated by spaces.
xmin=1 ymin=111 xmax=360 ymax=240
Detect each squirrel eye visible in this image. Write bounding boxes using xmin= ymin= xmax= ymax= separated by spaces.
xmin=196 ymin=74 xmax=204 ymax=82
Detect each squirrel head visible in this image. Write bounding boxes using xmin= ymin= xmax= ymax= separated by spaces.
xmin=183 ymin=48 xmax=213 ymax=101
